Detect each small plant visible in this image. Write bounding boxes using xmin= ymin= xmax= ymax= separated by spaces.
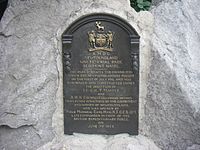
xmin=130 ymin=0 xmax=151 ymax=12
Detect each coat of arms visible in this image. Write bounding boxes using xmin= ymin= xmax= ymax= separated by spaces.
xmin=88 ymin=22 xmax=114 ymax=52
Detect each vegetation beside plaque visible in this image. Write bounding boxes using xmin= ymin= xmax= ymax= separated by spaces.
xmin=130 ymin=0 xmax=151 ymax=12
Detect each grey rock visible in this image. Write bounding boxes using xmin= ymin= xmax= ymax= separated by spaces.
xmin=187 ymin=144 xmax=200 ymax=150
xmin=151 ymin=0 xmax=165 ymax=6
xmin=39 ymin=134 xmax=160 ymax=150
xmin=146 ymin=0 xmax=200 ymax=149
xmin=0 ymin=0 xmax=157 ymax=150
xmin=105 ymin=134 xmax=160 ymax=150
xmin=0 ymin=0 xmax=72 ymax=149
xmin=3 ymin=0 xmax=200 ymax=149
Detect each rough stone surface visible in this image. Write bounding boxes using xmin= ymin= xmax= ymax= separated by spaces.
xmin=0 ymin=0 xmax=157 ymax=150
xmin=38 ymin=134 xmax=160 ymax=150
xmin=187 ymin=144 xmax=200 ymax=150
xmin=151 ymin=0 xmax=165 ymax=6
xmin=2 ymin=0 xmax=200 ymax=150
xmin=145 ymin=0 xmax=200 ymax=149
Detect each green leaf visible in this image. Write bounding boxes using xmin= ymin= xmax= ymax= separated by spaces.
xmin=137 ymin=3 xmax=144 ymax=8
xmin=135 ymin=7 xmax=140 ymax=12
xmin=136 ymin=0 xmax=143 ymax=4
xmin=130 ymin=0 xmax=151 ymax=12
xmin=130 ymin=2 xmax=135 ymax=5
xmin=143 ymin=1 xmax=151 ymax=6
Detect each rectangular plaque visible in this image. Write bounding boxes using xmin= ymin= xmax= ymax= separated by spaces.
xmin=62 ymin=14 xmax=140 ymax=135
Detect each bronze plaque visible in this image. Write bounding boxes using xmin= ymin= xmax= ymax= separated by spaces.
xmin=62 ymin=14 xmax=140 ymax=135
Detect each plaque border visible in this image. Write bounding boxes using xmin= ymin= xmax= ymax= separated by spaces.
xmin=62 ymin=13 xmax=140 ymax=135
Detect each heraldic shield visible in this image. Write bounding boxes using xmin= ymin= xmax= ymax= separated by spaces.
xmin=88 ymin=21 xmax=114 ymax=52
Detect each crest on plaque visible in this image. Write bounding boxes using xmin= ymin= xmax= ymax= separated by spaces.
xmin=88 ymin=22 xmax=114 ymax=52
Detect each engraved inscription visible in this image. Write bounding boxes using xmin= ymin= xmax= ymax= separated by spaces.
xmin=62 ymin=14 xmax=139 ymax=135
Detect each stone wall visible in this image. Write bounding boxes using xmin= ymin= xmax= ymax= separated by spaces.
xmin=0 ymin=0 xmax=200 ymax=150
xmin=147 ymin=0 xmax=200 ymax=149
xmin=0 ymin=0 xmax=157 ymax=150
